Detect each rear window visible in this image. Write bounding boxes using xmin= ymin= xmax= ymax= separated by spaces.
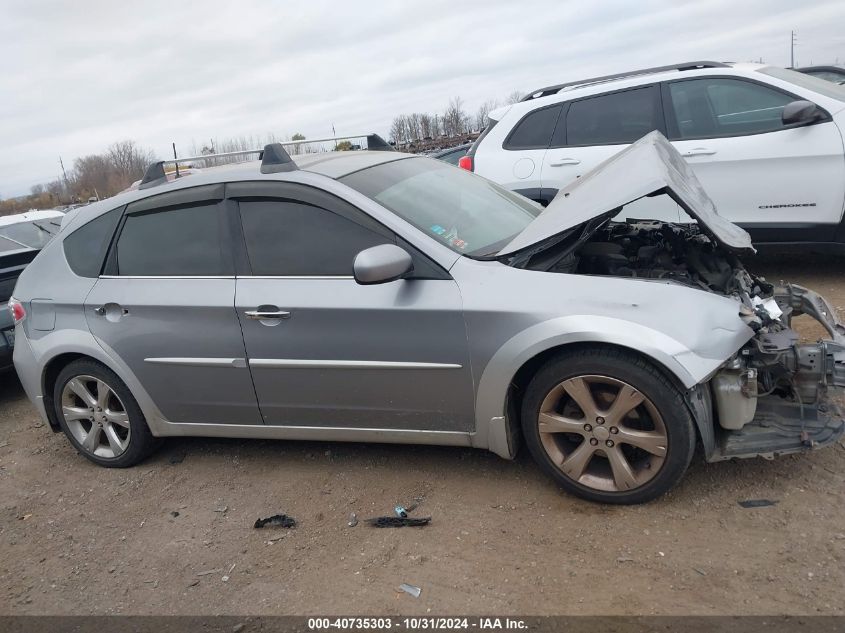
xmin=0 ymin=218 xmax=60 ymax=249
xmin=565 ymin=86 xmax=660 ymax=146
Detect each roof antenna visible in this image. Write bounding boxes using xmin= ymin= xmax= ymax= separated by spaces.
xmin=172 ymin=142 xmax=180 ymax=179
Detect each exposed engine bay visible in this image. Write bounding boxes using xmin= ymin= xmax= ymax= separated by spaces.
xmin=518 ymin=218 xmax=845 ymax=461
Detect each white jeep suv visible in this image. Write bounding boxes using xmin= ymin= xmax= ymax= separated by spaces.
xmin=464 ymin=61 xmax=845 ymax=251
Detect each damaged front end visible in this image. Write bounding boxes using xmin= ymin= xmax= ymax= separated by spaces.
xmin=497 ymin=132 xmax=845 ymax=462
xmin=707 ymin=283 xmax=845 ymax=461
xmin=526 ymin=218 xmax=845 ymax=461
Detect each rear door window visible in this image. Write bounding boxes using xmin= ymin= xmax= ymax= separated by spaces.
xmin=564 ymin=86 xmax=660 ymax=146
xmin=114 ymin=203 xmax=226 ymax=276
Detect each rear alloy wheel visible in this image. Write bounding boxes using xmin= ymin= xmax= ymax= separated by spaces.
xmin=61 ymin=375 xmax=131 ymax=459
xmin=53 ymin=359 xmax=158 ymax=467
xmin=522 ymin=348 xmax=696 ymax=504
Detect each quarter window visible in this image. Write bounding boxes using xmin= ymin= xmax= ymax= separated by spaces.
xmin=64 ymin=207 xmax=122 ymax=278
xmin=565 ymin=86 xmax=660 ymax=146
xmin=239 ymin=200 xmax=391 ymax=276
xmin=504 ymin=106 xmax=562 ymax=150
xmin=667 ymin=78 xmax=795 ymax=139
xmin=115 ymin=204 xmax=225 ymax=276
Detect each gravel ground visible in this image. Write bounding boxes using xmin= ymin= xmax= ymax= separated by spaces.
xmin=1 ymin=253 xmax=844 ymax=616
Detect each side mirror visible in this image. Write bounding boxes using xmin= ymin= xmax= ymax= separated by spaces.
xmin=782 ymin=100 xmax=822 ymax=125
xmin=353 ymin=244 xmax=413 ymax=285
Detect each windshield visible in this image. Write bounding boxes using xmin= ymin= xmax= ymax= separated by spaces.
xmin=757 ymin=66 xmax=845 ymax=102
xmin=341 ymin=157 xmax=540 ymax=256
xmin=0 ymin=217 xmax=62 ymax=249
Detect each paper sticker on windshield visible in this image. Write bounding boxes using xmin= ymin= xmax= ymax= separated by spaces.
xmin=430 ymin=225 xmax=446 ymax=235
xmin=451 ymin=238 xmax=467 ymax=250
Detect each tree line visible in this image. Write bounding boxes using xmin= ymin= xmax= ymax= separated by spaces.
xmin=1 ymin=90 xmax=524 ymax=217
xmin=388 ymin=91 xmax=522 ymax=148
xmin=0 ymin=140 xmax=156 ymax=216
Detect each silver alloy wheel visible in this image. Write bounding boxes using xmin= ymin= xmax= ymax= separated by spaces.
xmin=61 ymin=374 xmax=131 ymax=459
xmin=537 ymin=374 xmax=668 ymax=492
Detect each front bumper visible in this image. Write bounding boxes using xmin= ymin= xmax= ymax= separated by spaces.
xmin=710 ymin=387 xmax=844 ymax=462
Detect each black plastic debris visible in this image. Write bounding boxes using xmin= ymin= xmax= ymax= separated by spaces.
xmin=738 ymin=499 xmax=778 ymax=508
xmin=367 ymin=516 xmax=431 ymax=528
xmin=254 ymin=514 xmax=296 ymax=528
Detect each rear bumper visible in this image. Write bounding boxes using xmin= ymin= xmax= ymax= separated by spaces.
xmin=11 ymin=328 xmax=49 ymax=426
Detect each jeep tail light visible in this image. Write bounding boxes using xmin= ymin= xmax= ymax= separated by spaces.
xmin=8 ymin=298 xmax=25 ymax=324
xmin=458 ymin=155 xmax=473 ymax=172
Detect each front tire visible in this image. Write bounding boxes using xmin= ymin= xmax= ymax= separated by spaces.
xmin=53 ymin=359 xmax=158 ymax=467
xmin=521 ymin=347 xmax=696 ymax=504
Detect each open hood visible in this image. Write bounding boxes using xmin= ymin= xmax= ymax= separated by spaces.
xmin=498 ymin=131 xmax=754 ymax=256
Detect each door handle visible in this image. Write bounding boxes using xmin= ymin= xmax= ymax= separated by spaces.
xmin=548 ymin=157 xmax=581 ymax=166
xmin=93 ymin=305 xmax=129 ymax=316
xmin=682 ymin=148 xmax=717 ymax=157
xmin=245 ymin=310 xmax=291 ymax=320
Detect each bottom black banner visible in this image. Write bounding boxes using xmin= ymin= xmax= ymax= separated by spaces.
xmin=0 ymin=616 xmax=844 ymax=633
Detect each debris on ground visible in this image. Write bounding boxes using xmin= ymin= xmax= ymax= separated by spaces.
xmin=693 ymin=567 xmax=707 ymax=576
xmin=222 ymin=563 xmax=236 ymax=582
xmin=738 ymin=499 xmax=779 ymax=508
xmin=398 ymin=583 xmax=421 ymax=598
xmin=214 ymin=506 xmax=228 ymax=513
xmin=347 ymin=513 xmax=358 ymax=527
xmin=254 ymin=514 xmax=296 ymax=529
xmin=170 ymin=511 xmax=180 ymax=518
xmin=168 ymin=450 xmax=186 ymax=465
xmin=196 ymin=568 xmax=223 ymax=576
xmin=367 ymin=516 xmax=431 ymax=528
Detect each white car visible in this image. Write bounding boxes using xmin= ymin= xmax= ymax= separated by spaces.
xmin=463 ymin=61 xmax=845 ymax=251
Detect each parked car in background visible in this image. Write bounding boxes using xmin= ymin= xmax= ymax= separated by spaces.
xmin=430 ymin=143 xmax=471 ymax=166
xmin=465 ymin=61 xmax=845 ymax=251
xmin=795 ymin=65 xmax=845 ymax=84
xmin=1 ymin=210 xmax=63 ymax=370
xmin=9 ymin=134 xmax=844 ymax=504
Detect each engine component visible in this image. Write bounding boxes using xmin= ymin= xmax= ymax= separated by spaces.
xmin=712 ymin=366 xmax=758 ymax=430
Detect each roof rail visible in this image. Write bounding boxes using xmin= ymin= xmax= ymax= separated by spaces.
xmin=520 ymin=61 xmax=731 ymax=101
xmin=138 ymin=133 xmax=393 ymax=189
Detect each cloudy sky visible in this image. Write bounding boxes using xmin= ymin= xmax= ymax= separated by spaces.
xmin=1 ymin=0 xmax=843 ymax=197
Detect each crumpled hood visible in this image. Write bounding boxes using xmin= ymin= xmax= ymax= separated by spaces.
xmin=498 ymin=131 xmax=754 ymax=256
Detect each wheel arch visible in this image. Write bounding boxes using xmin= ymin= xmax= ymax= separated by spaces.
xmin=473 ymin=317 xmax=721 ymax=459
xmin=36 ymin=331 xmax=165 ymax=435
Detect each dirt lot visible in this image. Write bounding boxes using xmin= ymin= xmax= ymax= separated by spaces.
xmin=1 ymin=253 xmax=844 ymax=616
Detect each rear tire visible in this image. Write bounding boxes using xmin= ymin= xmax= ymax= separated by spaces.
xmin=521 ymin=347 xmax=696 ymax=504
xmin=53 ymin=359 xmax=158 ymax=467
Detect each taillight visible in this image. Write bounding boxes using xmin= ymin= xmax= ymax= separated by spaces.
xmin=458 ymin=155 xmax=473 ymax=171
xmin=8 ymin=298 xmax=25 ymax=324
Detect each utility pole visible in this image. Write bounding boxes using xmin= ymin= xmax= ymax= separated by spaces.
xmin=59 ymin=156 xmax=70 ymax=203
xmin=790 ymin=30 xmax=797 ymax=68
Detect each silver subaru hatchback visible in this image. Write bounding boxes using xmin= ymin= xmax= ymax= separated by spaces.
xmin=10 ymin=132 xmax=845 ymax=504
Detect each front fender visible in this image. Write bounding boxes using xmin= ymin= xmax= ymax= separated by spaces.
xmin=472 ymin=314 xmax=750 ymax=458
